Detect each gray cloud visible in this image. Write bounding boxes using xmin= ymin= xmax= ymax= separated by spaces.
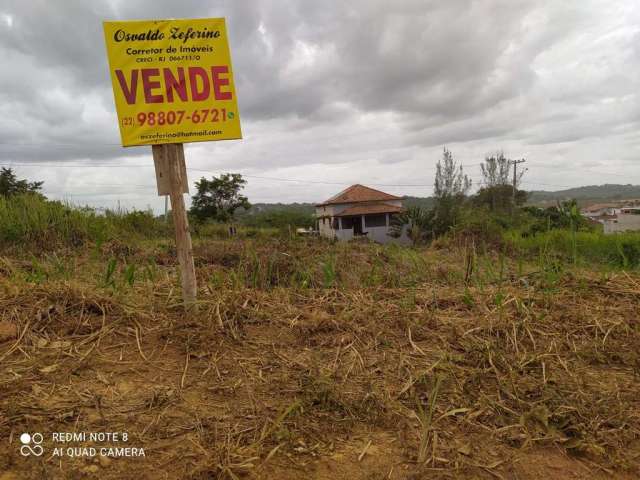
xmin=0 ymin=0 xmax=638 ymax=209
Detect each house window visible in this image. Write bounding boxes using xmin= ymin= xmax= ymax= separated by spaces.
xmin=332 ymin=218 xmax=339 ymax=229
xmin=341 ymin=217 xmax=356 ymax=229
xmin=322 ymin=218 xmax=326 ymax=225
xmin=365 ymin=214 xmax=386 ymax=228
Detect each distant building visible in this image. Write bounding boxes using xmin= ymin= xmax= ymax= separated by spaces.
xmin=581 ymin=201 xmax=640 ymax=233
xmin=315 ymin=184 xmax=409 ymax=244
xmin=602 ymin=207 xmax=640 ymax=234
xmin=581 ymin=203 xmax=620 ymax=219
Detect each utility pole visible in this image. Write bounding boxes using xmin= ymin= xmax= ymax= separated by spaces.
xmin=152 ymin=144 xmax=197 ymax=310
xmin=510 ymin=159 xmax=526 ymax=208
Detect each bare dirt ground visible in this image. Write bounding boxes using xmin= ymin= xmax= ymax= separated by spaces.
xmin=0 ymin=241 xmax=639 ymax=479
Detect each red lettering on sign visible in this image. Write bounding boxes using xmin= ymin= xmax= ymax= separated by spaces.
xmin=115 ymin=70 xmax=138 ymax=105
xmin=164 ymin=67 xmax=188 ymax=103
xmin=115 ymin=67 xmax=232 ymax=104
xmin=211 ymin=66 xmax=232 ymax=100
xmin=188 ymin=67 xmax=210 ymax=102
xmin=142 ymin=69 xmax=163 ymax=104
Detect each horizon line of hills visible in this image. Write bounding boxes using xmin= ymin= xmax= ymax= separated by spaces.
xmin=242 ymin=183 xmax=640 ymax=214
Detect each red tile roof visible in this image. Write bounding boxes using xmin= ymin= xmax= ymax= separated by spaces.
xmin=317 ymin=184 xmax=401 ymax=206
xmin=583 ymin=203 xmax=619 ymax=212
xmin=335 ymin=203 xmax=403 ymax=217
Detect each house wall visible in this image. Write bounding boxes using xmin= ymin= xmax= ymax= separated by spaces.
xmin=582 ymin=207 xmax=619 ymax=220
xmin=318 ymin=216 xmax=335 ymax=239
xmin=315 ymin=201 xmax=410 ymax=245
xmin=334 ymin=223 xmax=353 ymax=241
xmin=603 ymin=212 xmax=640 ymax=234
xmin=317 ymin=204 xmax=337 ymax=239
xmin=364 ymin=224 xmax=410 ymax=245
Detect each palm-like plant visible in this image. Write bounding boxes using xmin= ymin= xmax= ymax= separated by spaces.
xmin=389 ymin=206 xmax=435 ymax=245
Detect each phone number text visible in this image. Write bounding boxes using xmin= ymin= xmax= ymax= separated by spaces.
xmin=121 ymin=108 xmax=234 ymax=127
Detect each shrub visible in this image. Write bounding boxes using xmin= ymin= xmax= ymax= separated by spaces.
xmin=0 ymin=194 xmax=167 ymax=250
xmin=505 ymin=228 xmax=640 ymax=268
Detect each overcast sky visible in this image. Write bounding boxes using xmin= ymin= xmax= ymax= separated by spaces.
xmin=0 ymin=0 xmax=638 ymax=211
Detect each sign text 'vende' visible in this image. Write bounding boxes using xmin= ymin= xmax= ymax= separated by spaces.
xmin=103 ymin=18 xmax=241 ymax=147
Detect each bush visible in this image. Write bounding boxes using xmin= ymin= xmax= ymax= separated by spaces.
xmin=0 ymin=194 xmax=168 ymax=250
xmin=194 ymin=221 xmax=280 ymax=240
xmin=238 ymin=210 xmax=314 ymax=229
xmin=505 ymin=228 xmax=640 ymax=268
xmin=441 ymin=207 xmax=506 ymax=249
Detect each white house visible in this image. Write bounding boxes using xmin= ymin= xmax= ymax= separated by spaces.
xmin=315 ymin=184 xmax=410 ymax=244
xmin=581 ymin=203 xmax=620 ymax=219
xmin=602 ymin=207 xmax=640 ymax=234
xmin=580 ymin=201 xmax=640 ymax=234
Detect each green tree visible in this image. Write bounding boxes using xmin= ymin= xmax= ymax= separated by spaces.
xmin=473 ymin=184 xmax=528 ymax=212
xmin=0 ymin=168 xmax=44 ymax=197
xmin=433 ymin=148 xmax=471 ymax=234
xmin=522 ymin=199 xmax=592 ymax=235
xmin=475 ymin=153 xmax=526 ymax=212
xmin=480 ymin=152 xmax=511 ymax=187
xmin=239 ymin=210 xmax=314 ymax=229
xmin=190 ymin=173 xmax=251 ymax=223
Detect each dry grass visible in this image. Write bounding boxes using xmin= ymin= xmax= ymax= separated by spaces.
xmin=0 ymin=238 xmax=639 ymax=479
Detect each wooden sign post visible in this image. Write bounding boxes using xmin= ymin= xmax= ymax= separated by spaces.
xmin=103 ymin=18 xmax=242 ymax=309
xmin=152 ymin=143 xmax=197 ymax=307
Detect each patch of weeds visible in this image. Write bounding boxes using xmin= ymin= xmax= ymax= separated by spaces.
xmin=142 ymin=259 xmax=157 ymax=282
xmin=209 ymin=270 xmax=226 ymax=289
xmin=462 ymin=287 xmax=475 ymax=309
xmin=320 ymin=255 xmax=337 ymax=288
xmin=46 ymin=252 xmax=71 ymax=280
xmin=122 ymin=263 xmax=136 ymax=287
xmin=363 ymin=257 xmax=384 ymax=287
xmin=103 ymin=257 xmax=117 ymax=289
xmin=415 ymin=375 xmax=442 ymax=464
xmin=616 ymin=241 xmax=640 ymax=269
xmin=25 ymin=256 xmax=48 ymax=284
xmin=493 ymin=291 xmax=505 ymax=308
xmin=290 ymin=263 xmax=313 ymax=289
xmin=400 ymin=288 xmax=417 ymax=312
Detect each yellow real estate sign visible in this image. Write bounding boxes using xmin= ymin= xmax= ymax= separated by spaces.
xmin=103 ymin=18 xmax=241 ymax=147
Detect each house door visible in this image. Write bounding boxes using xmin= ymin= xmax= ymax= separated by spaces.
xmin=353 ymin=217 xmax=363 ymax=235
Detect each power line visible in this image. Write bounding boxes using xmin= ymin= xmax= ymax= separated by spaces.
xmin=2 ymin=159 xmax=632 ymax=178
xmin=0 ymin=162 xmax=475 ymax=188
xmin=46 ymin=192 xmax=153 ymax=197
xmin=521 ymin=181 xmax=578 ymax=189
xmin=189 ymin=168 xmax=437 ymax=187
xmin=0 ymin=142 xmax=123 ymax=147
xmin=0 ymin=143 xmax=634 ymax=181
xmin=1 ymin=162 xmax=152 ymax=168
xmin=68 ymin=182 xmax=156 ymax=188
xmin=0 ymin=162 xmax=626 ymax=192
xmin=0 ymin=160 xmax=484 ymax=173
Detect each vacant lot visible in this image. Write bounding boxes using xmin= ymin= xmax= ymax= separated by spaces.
xmin=1 ymin=237 xmax=639 ymax=479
